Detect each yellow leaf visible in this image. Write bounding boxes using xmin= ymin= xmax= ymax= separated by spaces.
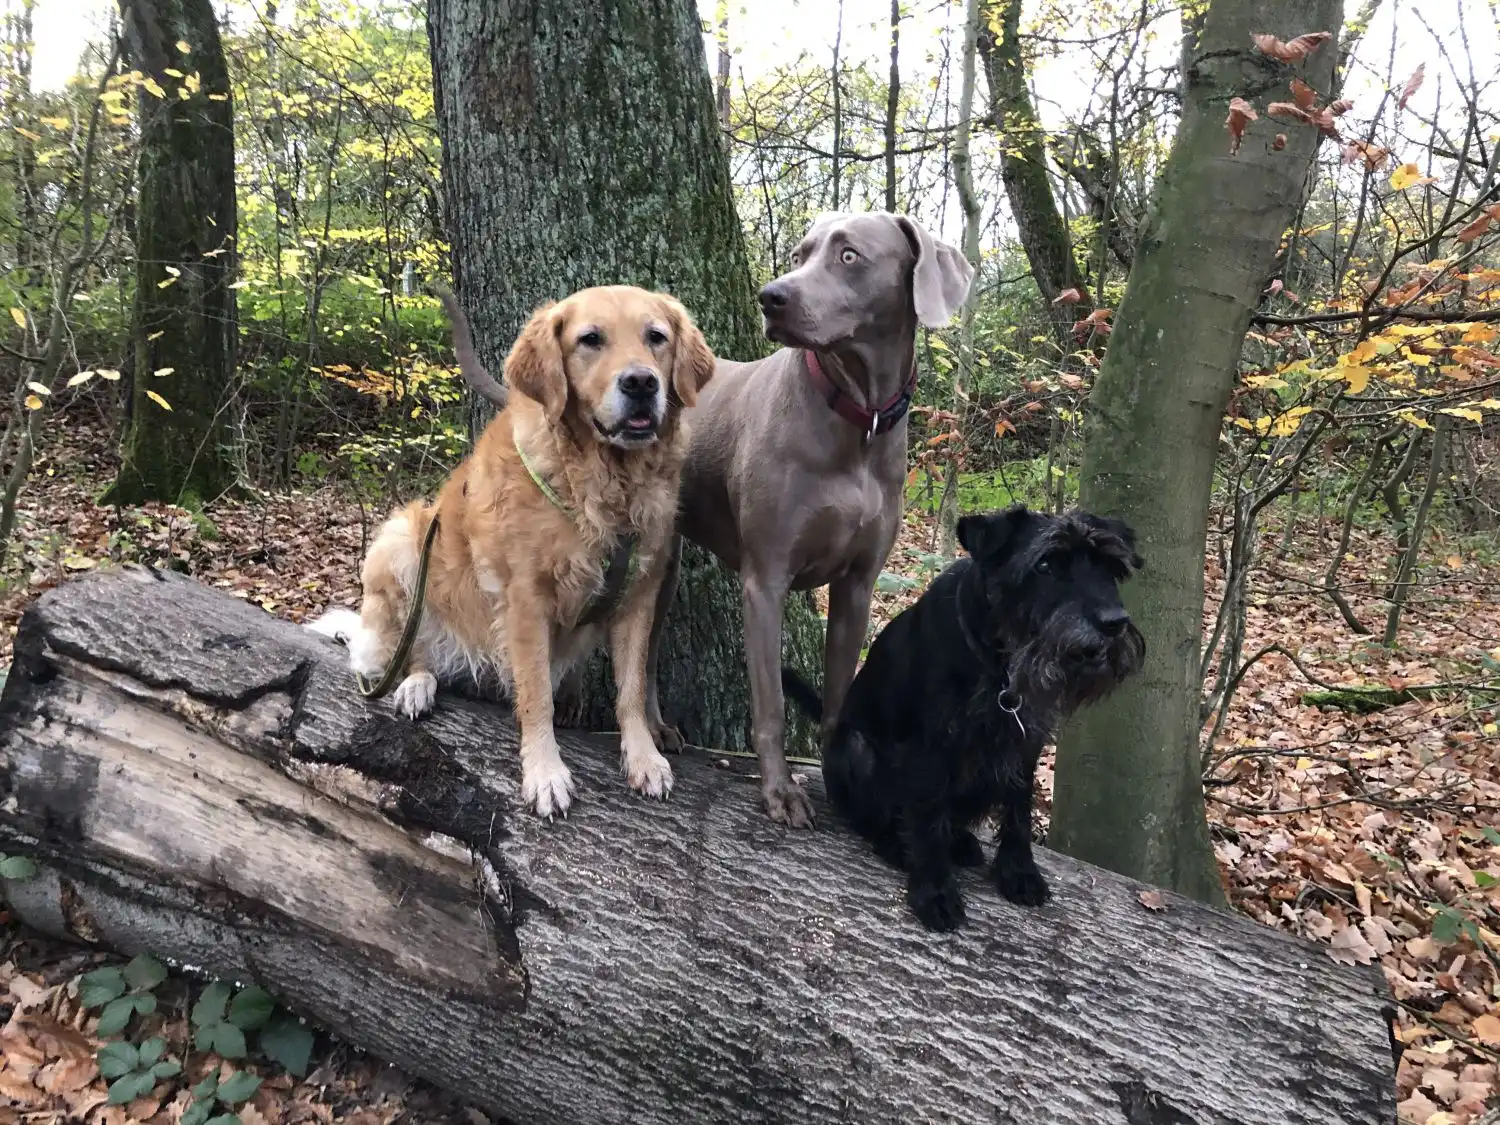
xmin=23 ymin=394 xmax=42 ymax=410
xmin=96 ymin=368 xmax=121 ymax=381
xmin=207 ymin=93 xmax=228 ymax=101
xmin=141 ymin=77 xmax=166 ymax=98
xmin=229 ymin=279 xmax=251 ymax=289
xmin=1462 ymin=322 xmax=1498 ymax=344
xmin=13 ymin=125 xmax=40 ymax=142
xmin=152 ymin=367 xmax=175 ymax=377
xmin=146 ymin=390 xmax=172 ymax=411
xmin=1269 ymin=406 xmax=1313 ymax=436
xmin=1439 ymin=407 xmax=1483 ymax=423
xmin=164 ymin=67 xmax=184 ymax=78
xmin=1244 ymin=374 xmax=1288 ymax=389
xmin=148 ymin=330 xmax=164 ymax=341
xmin=1347 ymin=338 xmax=1380 ymax=364
xmin=175 ymin=39 xmax=191 ymax=52
xmin=39 ymin=115 xmax=70 ymax=129
xmin=25 ymin=381 xmax=50 ymax=396
xmin=66 ymin=370 xmax=95 ymax=387
xmin=1389 ymin=162 xmax=1436 ymax=190
xmin=1406 ymin=350 xmax=1434 ymax=367
xmin=1398 ymin=410 xmax=1432 ymax=429
xmin=164 ymin=265 xmax=180 ymax=276
xmin=1295 ymin=757 xmax=1314 ymax=770
xmin=1341 ymin=365 xmax=1371 ymax=393
xmin=8 ymin=306 xmax=24 ymax=328
xmin=1447 ymin=555 xmax=1464 ymax=570
xmin=61 ymin=554 xmax=94 ymax=571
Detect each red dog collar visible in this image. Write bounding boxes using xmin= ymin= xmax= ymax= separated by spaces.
xmin=804 ymin=350 xmax=918 ymax=439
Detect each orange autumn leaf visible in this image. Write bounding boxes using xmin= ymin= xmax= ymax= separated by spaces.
xmin=1226 ymin=97 xmax=1257 ymax=155
xmin=1251 ymin=30 xmax=1333 ymax=64
xmin=1290 ymin=77 xmax=1317 ymax=109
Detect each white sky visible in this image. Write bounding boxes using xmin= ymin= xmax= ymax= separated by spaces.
xmin=26 ymin=0 xmax=1500 ymax=242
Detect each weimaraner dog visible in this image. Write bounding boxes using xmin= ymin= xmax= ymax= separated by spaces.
xmin=645 ymin=212 xmax=974 ymax=827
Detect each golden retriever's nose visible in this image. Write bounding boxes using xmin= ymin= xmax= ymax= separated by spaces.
xmin=618 ymin=367 xmax=660 ymax=400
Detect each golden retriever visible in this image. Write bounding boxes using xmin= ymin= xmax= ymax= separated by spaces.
xmin=309 ymin=285 xmax=715 ymax=818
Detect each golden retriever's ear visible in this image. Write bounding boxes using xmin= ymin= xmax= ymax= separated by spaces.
xmin=505 ymin=303 xmax=566 ymax=423
xmin=663 ymin=297 xmax=715 ymax=410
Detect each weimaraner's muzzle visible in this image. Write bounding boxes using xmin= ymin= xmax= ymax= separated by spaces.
xmin=644 ymin=212 xmax=974 ymax=826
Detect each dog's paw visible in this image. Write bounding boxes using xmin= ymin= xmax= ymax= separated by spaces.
xmin=651 ymin=719 xmax=685 ymax=755
xmin=993 ymin=860 xmax=1050 ymax=907
xmin=909 ymin=877 xmax=966 ymax=932
xmin=762 ymin=775 xmax=815 ymax=829
xmin=391 ymin=672 xmax=438 ymax=719
xmin=951 ymin=830 xmax=986 ymax=868
xmin=622 ymin=730 xmax=674 ymax=799
xmin=522 ymin=756 xmax=577 ymax=820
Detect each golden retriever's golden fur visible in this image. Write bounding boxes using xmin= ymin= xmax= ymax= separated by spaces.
xmin=309 ymin=285 xmax=715 ymax=817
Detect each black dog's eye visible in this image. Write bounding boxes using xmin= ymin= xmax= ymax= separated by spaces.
xmin=1035 ymin=559 xmax=1053 ymax=576
xmin=577 ymin=329 xmax=603 ymax=348
xmin=644 ymin=326 xmax=669 ymax=347
xmin=840 ymin=247 xmax=859 ymax=264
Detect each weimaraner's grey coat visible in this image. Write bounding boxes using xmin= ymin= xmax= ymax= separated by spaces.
xmin=645 ymin=212 xmax=974 ymax=827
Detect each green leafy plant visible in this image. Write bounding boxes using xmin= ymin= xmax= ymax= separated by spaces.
xmin=181 ymin=1064 xmax=262 ymax=1125
xmin=97 ymin=1036 xmax=182 ymax=1105
xmin=80 ymin=954 xmax=168 ymax=1036
xmin=191 ymin=982 xmax=314 ymax=1078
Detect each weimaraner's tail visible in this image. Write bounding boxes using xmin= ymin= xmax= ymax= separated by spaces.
xmin=429 ymin=281 xmax=508 ymax=409
xmin=780 ymin=666 xmax=823 ymax=723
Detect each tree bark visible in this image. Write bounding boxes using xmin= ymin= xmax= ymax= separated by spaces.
xmin=1049 ymin=0 xmax=1346 ymax=904
xmin=0 ymin=569 xmax=1397 ymax=1125
xmin=104 ymin=0 xmax=238 ymax=507
xmin=425 ymin=0 xmax=822 ymax=753
xmin=883 ymin=0 xmax=900 ymax=212
xmin=977 ymin=0 xmax=1091 ymax=353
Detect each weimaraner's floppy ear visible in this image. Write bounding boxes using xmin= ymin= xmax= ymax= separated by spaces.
xmin=896 ymin=215 xmax=976 ymax=328
xmin=662 ymin=296 xmax=715 ymax=409
xmin=505 ymin=302 xmax=567 ymax=423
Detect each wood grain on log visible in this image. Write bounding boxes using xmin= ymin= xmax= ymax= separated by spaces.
xmin=0 ymin=568 xmax=1396 ymax=1125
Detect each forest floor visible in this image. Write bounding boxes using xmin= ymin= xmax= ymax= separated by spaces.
xmin=0 ymin=413 xmax=1498 ymax=1124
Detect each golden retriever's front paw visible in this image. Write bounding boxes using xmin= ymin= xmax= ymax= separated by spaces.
xmin=622 ymin=727 xmax=674 ymax=799
xmin=522 ymin=754 xmax=576 ymax=819
xmin=392 ymin=672 xmax=438 ymax=718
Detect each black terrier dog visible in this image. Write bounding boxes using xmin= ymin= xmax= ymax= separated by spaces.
xmin=783 ymin=505 xmax=1146 ymax=931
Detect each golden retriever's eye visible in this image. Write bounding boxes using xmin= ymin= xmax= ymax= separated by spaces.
xmin=577 ymin=329 xmax=603 ymax=349
xmin=840 ymin=247 xmax=859 ymax=265
xmin=644 ymin=326 xmax=668 ymax=348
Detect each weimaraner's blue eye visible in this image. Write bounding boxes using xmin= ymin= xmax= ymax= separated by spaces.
xmin=841 ymin=247 xmax=859 ymax=264
xmin=645 ymin=327 xmax=668 ymax=347
xmin=578 ymin=329 xmax=603 ymax=348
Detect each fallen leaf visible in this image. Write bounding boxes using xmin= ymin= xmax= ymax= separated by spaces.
xmin=1226 ymin=97 xmax=1258 ymax=155
xmin=1138 ymin=889 xmax=1168 ymax=912
xmin=1470 ymin=1013 xmax=1500 ymax=1044
xmin=1328 ymin=923 xmax=1378 ymax=965
xmin=1251 ymin=31 xmax=1333 ymax=64
xmin=1397 ymin=1090 xmax=1441 ymax=1123
xmin=1398 ymin=63 xmax=1425 ymax=110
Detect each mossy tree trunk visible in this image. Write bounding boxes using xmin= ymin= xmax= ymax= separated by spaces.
xmin=426 ymin=0 xmax=822 ymax=752
xmin=105 ymin=0 xmax=237 ymax=507
xmin=1048 ymin=0 xmax=1344 ymax=904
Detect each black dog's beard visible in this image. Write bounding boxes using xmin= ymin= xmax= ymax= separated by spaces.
xmin=1006 ymin=618 xmax=1146 ymax=724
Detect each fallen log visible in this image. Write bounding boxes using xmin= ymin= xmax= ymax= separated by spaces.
xmin=0 ymin=567 xmax=1396 ymax=1124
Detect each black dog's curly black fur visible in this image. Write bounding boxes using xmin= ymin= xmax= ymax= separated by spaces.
xmin=783 ymin=505 xmax=1146 ymax=931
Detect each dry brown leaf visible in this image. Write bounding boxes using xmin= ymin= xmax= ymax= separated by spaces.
xmin=1226 ymin=97 xmax=1257 ymax=155
xmin=1138 ymin=889 xmax=1168 ymax=912
xmin=1398 ymin=64 xmax=1425 ymax=110
xmin=1456 ymin=214 xmax=1493 ymax=244
xmin=1396 ymin=1090 xmax=1441 ymax=1123
xmin=0 ymin=1070 xmax=45 ymax=1107
xmin=1251 ymin=31 xmax=1333 ymax=64
xmin=1421 ymin=1066 xmax=1459 ymax=1105
xmin=1470 ymin=1013 xmax=1500 ymax=1044
xmin=35 ymin=1056 xmax=97 ymax=1095
xmin=1290 ymin=77 xmax=1317 ymax=109
xmin=1328 ymin=923 xmax=1378 ymax=965
xmin=18 ymin=1013 xmax=93 ymax=1062
xmin=1051 ymin=288 xmax=1083 ymax=305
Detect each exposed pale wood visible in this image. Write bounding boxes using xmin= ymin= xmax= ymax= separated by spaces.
xmin=0 ymin=568 xmax=1397 ymax=1125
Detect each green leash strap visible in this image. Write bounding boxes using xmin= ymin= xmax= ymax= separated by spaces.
xmin=355 ymin=513 xmax=442 ymax=699
xmin=514 ymin=434 xmax=641 ymax=627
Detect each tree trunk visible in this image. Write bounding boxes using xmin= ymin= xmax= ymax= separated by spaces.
xmin=977 ymin=0 xmax=1091 ymax=354
xmin=883 ymin=0 xmax=899 ymax=212
xmin=1049 ymin=0 xmax=1345 ymax=904
xmin=0 ymin=569 xmax=1398 ymax=1125
xmin=104 ymin=0 xmax=238 ymax=507
xmin=937 ymin=0 xmax=983 ymax=560
xmin=426 ymin=0 xmax=822 ymax=753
